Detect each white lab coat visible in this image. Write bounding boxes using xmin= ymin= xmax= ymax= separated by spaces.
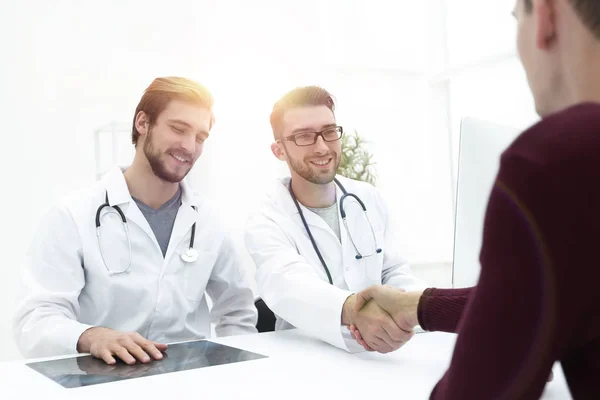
xmin=244 ymin=176 xmax=426 ymax=352
xmin=13 ymin=167 xmax=257 ymax=358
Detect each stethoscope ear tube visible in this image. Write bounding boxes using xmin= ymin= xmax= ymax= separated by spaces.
xmin=97 ymin=193 xmax=127 ymax=227
xmin=183 ymin=206 xmax=198 ymax=263
xmin=289 ymin=183 xmax=334 ymax=285
xmin=289 ymin=178 xmax=382 ymax=284
xmin=339 ymin=193 xmax=367 ymax=219
xmin=96 ymin=191 xmax=199 ymax=274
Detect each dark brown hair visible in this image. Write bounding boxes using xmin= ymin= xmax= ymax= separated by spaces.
xmin=524 ymin=0 xmax=600 ymax=39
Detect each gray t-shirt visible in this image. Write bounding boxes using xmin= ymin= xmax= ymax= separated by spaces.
xmin=133 ymin=186 xmax=182 ymax=257
xmin=307 ymin=202 xmax=341 ymax=242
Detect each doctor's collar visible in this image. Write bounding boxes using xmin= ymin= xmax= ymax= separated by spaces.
xmin=102 ymin=166 xmax=199 ymax=208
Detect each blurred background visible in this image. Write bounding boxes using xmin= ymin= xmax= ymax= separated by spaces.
xmin=0 ymin=0 xmax=537 ymax=361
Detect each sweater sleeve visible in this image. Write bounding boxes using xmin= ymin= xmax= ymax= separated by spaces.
xmin=417 ymin=287 xmax=473 ymax=333
xmin=427 ymin=156 xmax=558 ymax=399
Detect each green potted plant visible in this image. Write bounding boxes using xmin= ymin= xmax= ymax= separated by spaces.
xmin=337 ymin=129 xmax=377 ymax=186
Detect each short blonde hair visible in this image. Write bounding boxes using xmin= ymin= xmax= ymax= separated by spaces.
xmin=270 ymin=86 xmax=336 ymax=140
xmin=131 ymin=77 xmax=215 ymax=146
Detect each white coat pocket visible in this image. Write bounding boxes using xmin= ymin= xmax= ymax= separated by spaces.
xmin=183 ymin=250 xmax=218 ymax=301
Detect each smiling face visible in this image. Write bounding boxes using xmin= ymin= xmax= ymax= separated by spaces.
xmin=137 ymin=99 xmax=211 ymax=183
xmin=273 ymin=105 xmax=342 ymax=185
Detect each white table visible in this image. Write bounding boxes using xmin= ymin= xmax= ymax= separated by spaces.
xmin=0 ymin=330 xmax=571 ymax=399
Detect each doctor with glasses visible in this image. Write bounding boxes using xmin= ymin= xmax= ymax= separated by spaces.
xmin=245 ymin=86 xmax=426 ymax=354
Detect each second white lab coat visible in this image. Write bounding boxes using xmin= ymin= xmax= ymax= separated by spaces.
xmin=244 ymin=176 xmax=426 ymax=352
xmin=13 ymin=167 xmax=257 ymax=358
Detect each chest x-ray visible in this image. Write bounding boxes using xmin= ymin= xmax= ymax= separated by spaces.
xmin=26 ymin=340 xmax=267 ymax=389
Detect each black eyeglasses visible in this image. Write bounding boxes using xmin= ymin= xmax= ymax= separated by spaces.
xmin=277 ymin=126 xmax=344 ymax=146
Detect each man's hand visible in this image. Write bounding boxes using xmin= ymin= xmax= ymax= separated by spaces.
xmin=354 ymin=285 xmax=423 ymax=331
xmin=342 ymin=294 xmax=413 ymax=354
xmin=77 ymin=327 xmax=167 ymax=365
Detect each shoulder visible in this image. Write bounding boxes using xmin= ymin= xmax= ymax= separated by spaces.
xmin=336 ymin=175 xmax=385 ymax=207
xmin=246 ymin=179 xmax=293 ymax=224
xmin=50 ymin=180 xmax=105 ymax=217
xmin=336 ymin=175 xmax=377 ymax=195
xmin=33 ymin=181 xmax=104 ymax=239
xmin=193 ymin=194 xmax=232 ymax=236
xmin=494 ymin=104 xmax=600 ymax=218
xmin=504 ymin=102 xmax=600 ymax=169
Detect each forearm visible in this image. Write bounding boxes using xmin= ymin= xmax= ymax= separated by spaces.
xmin=258 ymin=266 xmax=352 ymax=350
xmin=209 ymin=282 xmax=258 ymax=336
xmin=214 ymin=309 xmax=258 ymax=337
xmin=417 ymin=287 xmax=473 ymax=333
xmin=246 ymin=221 xmax=353 ymax=350
xmin=14 ymin=270 xmax=91 ymax=358
xmin=15 ymin=206 xmax=90 ymax=358
xmin=208 ymin=234 xmax=259 ymax=336
xmin=14 ymin=311 xmax=93 ymax=358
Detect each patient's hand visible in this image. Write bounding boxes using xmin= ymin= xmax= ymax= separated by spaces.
xmin=342 ymin=292 xmax=414 ymax=354
xmin=348 ymin=285 xmax=423 ymax=352
xmin=355 ymin=285 xmax=422 ymax=332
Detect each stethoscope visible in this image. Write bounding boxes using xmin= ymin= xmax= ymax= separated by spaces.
xmin=289 ymin=178 xmax=382 ymax=285
xmin=95 ymin=191 xmax=199 ymax=275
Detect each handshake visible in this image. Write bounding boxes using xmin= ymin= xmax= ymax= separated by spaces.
xmin=342 ymin=285 xmax=424 ymax=354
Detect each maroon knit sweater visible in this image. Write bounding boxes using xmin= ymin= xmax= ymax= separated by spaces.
xmin=417 ymin=103 xmax=600 ymax=399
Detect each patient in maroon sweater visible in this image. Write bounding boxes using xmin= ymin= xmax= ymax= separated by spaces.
xmin=353 ymin=101 xmax=600 ymax=399
xmin=350 ymin=0 xmax=600 ymax=398
xmin=423 ymin=102 xmax=600 ymax=398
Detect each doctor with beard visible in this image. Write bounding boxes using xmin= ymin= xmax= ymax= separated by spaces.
xmin=14 ymin=77 xmax=257 ymax=364
xmin=245 ymin=86 xmax=426 ymax=354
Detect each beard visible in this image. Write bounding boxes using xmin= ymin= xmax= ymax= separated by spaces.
xmin=143 ymin=127 xmax=193 ymax=183
xmin=288 ymin=151 xmax=340 ymax=185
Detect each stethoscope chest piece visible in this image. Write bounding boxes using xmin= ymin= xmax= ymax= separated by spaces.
xmin=97 ymin=190 xmax=200 ymax=272
xmin=181 ymin=248 xmax=199 ymax=263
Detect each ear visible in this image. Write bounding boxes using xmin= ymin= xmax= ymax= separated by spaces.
xmin=271 ymin=142 xmax=287 ymax=161
xmin=134 ymin=111 xmax=149 ymax=137
xmin=534 ymin=0 xmax=557 ymax=49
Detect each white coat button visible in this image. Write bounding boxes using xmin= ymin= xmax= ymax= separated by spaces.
xmin=345 ymin=267 xmax=349 ymax=271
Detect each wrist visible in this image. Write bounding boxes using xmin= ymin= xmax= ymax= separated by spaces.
xmin=341 ymin=294 xmax=357 ymax=325
xmin=406 ymin=290 xmax=424 ymax=328
xmin=76 ymin=326 xmax=104 ymax=353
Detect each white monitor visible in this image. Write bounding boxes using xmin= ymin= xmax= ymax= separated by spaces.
xmin=452 ymin=117 xmax=521 ymax=288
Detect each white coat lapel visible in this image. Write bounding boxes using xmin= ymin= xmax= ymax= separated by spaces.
xmin=335 ymin=176 xmax=372 ymax=290
xmin=165 ymin=180 xmax=198 ymax=263
xmin=272 ymin=178 xmax=337 ymax=237
xmin=336 ymin=179 xmax=352 ymax=256
xmin=103 ymin=167 xmax=160 ymax=253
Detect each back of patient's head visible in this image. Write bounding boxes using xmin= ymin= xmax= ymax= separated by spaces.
xmin=270 ymin=86 xmax=336 ymax=140
xmin=131 ymin=76 xmax=215 ymax=147
xmin=524 ymin=0 xmax=600 ymax=38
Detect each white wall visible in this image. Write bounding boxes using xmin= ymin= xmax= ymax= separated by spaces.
xmin=0 ymin=0 xmax=536 ymax=361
